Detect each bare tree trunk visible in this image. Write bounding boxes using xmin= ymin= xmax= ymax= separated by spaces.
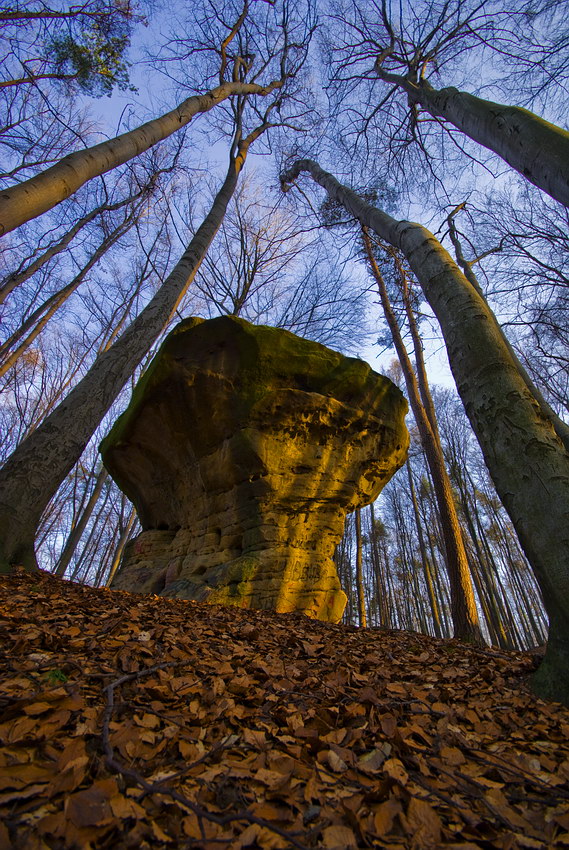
xmin=0 ymin=132 xmax=257 ymax=574
xmin=0 ymin=189 xmax=147 ymax=305
xmin=104 ymin=508 xmax=136 ymax=587
xmin=0 ymin=81 xmax=282 ymax=236
xmin=54 ymin=464 xmax=109 ymax=577
xmin=446 ymin=207 xmax=569 ymax=453
xmin=361 ymin=228 xmax=482 ymax=644
xmin=68 ymin=486 xmax=113 ymax=582
xmin=282 ymin=159 xmax=569 ymax=704
xmin=368 ymin=502 xmax=388 ymax=627
xmin=406 ymin=462 xmax=442 ymax=638
xmin=354 ymin=507 xmax=367 ymax=627
xmin=376 ymin=69 xmax=569 ymax=209
xmin=0 ymin=215 xmax=136 ymax=378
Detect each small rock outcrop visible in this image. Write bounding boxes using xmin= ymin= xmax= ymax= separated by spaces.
xmin=100 ymin=316 xmax=408 ymax=622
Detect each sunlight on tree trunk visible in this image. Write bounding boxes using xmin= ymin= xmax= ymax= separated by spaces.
xmin=361 ymin=228 xmax=483 ymax=645
xmin=281 ymin=159 xmax=569 ymax=704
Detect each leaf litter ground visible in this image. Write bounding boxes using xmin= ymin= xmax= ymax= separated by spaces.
xmin=0 ymin=570 xmax=568 ymax=850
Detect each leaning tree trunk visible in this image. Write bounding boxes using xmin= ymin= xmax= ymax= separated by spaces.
xmin=281 ymin=159 xmax=569 ymax=705
xmin=0 ymin=137 xmax=255 ymax=574
xmin=0 ymin=80 xmax=281 ymax=236
xmin=376 ymin=69 xmax=569 ymax=210
xmin=362 ymin=229 xmax=483 ymax=644
xmin=445 ymin=208 xmax=569 ymax=453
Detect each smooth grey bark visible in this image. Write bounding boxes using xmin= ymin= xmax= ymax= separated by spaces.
xmin=362 ymin=228 xmax=482 ymax=644
xmin=281 ymin=159 xmax=569 ymax=704
xmin=446 ymin=206 xmax=569 ymax=454
xmin=0 ymin=133 xmax=257 ymax=574
xmin=376 ymin=69 xmax=569 ymax=209
xmin=0 ymin=80 xmax=282 ymax=236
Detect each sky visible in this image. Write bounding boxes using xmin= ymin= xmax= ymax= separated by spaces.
xmin=74 ymin=0 xmax=460 ymax=391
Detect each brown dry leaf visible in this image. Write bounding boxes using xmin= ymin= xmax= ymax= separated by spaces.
xmin=0 ymin=822 xmax=11 ymax=850
xmin=254 ymin=768 xmax=289 ymax=788
xmin=242 ymin=728 xmax=267 ymax=749
xmin=485 ymin=787 xmax=534 ymax=830
xmin=110 ymin=795 xmax=146 ymax=820
xmin=238 ymin=824 xmax=288 ymax=849
xmin=65 ymin=779 xmax=118 ymax=828
xmin=0 ymin=764 xmax=52 ymax=791
xmin=321 ymin=824 xmax=358 ymax=849
xmin=22 ymin=702 xmax=53 ymax=716
xmin=383 ymin=757 xmax=409 ymax=785
xmin=386 ymin=682 xmax=408 ymax=697
xmin=445 ymin=844 xmax=485 ymax=849
xmin=0 ymin=716 xmax=38 ymax=743
xmin=326 ymin=750 xmax=348 ymax=773
xmin=514 ymin=836 xmax=550 ymax=849
xmin=440 ymin=745 xmax=466 ymax=766
xmin=404 ymin=796 xmax=442 ymax=846
xmin=0 ymin=783 xmax=49 ymax=806
xmin=358 ymin=747 xmax=387 ymax=772
xmin=133 ymin=712 xmax=160 ymax=729
xmin=381 ymin=713 xmax=397 ymax=737
xmin=150 ymin=821 xmax=173 ymax=843
xmin=373 ymin=797 xmax=402 ymax=836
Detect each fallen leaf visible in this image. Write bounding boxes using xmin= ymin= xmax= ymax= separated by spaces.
xmin=404 ymin=796 xmax=442 ymax=846
xmin=373 ymin=797 xmax=402 ymax=836
xmin=64 ymin=779 xmax=118 ymax=828
xmin=321 ymin=824 xmax=357 ymax=849
xmin=383 ymin=757 xmax=409 ymax=785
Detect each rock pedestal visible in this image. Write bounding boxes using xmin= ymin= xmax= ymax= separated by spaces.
xmin=100 ymin=316 xmax=408 ymax=622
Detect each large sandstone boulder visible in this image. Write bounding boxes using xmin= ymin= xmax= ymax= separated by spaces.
xmin=100 ymin=316 xmax=408 ymax=622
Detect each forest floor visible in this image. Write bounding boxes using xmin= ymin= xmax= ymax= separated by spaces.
xmin=0 ymin=570 xmax=568 ymax=850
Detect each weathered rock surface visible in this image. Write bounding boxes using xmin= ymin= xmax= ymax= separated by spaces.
xmin=100 ymin=316 xmax=408 ymax=622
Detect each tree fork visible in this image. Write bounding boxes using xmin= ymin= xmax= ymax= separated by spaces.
xmin=375 ymin=68 xmax=569 ymax=210
xmin=0 ymin=80 xmax=282 ymax=236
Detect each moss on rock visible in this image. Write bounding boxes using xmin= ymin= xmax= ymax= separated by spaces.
xmin=101 ymin=316 xmax=409 ymax=623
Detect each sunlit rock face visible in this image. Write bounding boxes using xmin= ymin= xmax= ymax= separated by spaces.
xmin=100 ymin=316 xmax=408 ymax=622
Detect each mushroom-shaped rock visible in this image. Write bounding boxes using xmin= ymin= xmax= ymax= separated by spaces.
xmin=101 ymin=316 xmax=408 ymax=622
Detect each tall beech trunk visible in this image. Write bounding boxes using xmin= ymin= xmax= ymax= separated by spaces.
xmin=54 ymin=465 xmax=109 ymax=578
xmin=281 ymin=159 xmax=569 ymax=704
xmin=0 ymin=80 xmax=281 ymax=236
xmin=406 ymin=463 xmax=442 ymax=639
xmin=354 ymin=508 xmax=367 ymax=627
xmin=362 ymin=228 xmax=482 ymax=644
xmin=0 ymin=135 xmax=257 ymax=574
xmin=375 ymin=69 xmax=569 ymax=210
xmin=446 ymin=207 xmax=569 ymax=453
